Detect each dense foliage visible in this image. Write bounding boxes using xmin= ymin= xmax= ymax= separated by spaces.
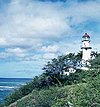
xmin=4 ymin=70 xmax=88 ymax=106
xmin=11 ymin=71 xmax=100 ymax=107
xmin=90 ymin=53 xmax=100 ymax=67
xmin=42 ymin=52 xmax=82 ymax=75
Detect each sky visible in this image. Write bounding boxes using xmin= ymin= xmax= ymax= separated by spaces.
xmin=0 ymin=0 xmax=100 ymax=78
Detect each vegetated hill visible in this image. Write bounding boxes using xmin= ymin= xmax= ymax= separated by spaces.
xmin=8 ymin=75 xmax=100 ymax=107
xmin=1 ymin=52 xmax=100 ymax=107
xmin=5 ymin=69 xmax=100 ymax=107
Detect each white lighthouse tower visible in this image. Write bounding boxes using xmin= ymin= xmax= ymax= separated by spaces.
xmin=81 ymin=33 xmax=92 ymax=68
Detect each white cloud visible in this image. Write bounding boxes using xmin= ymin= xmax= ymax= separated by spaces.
xmin=40 ymin=45 xmax=60 ymax=60
xmin=0 ymin=48 xmax=27 ymax=61
xmin=0 ymin=38 xmax=7 ymax=46
xmin=0 ymin=0 xmax=70 ymax=37
xmin=0 ymin=0 xmax=71 ymax=49
xmin=41 ymin=45 xmax=59 ymax=53
xmin=43 ymin=53 xmax=56 ymax=60
xmin=6 ymin=48 xmax=26 ymax=57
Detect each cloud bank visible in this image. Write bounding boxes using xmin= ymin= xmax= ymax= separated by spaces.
xmin=0 ymin=0 xmax=100 ymax=61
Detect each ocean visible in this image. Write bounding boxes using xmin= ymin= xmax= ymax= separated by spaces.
xmin=0 ymin=78 xmax=32 ymax=103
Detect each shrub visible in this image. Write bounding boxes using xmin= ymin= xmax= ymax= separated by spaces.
xmin=51 ymin=98 xmax=73 ymax=107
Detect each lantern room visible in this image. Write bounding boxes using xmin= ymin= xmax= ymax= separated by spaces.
xmin=82 ymin=33 xmax=90 ymax=42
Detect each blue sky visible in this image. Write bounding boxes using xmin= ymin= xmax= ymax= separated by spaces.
xmin=0 ymin=0 xmax=100 ymax=78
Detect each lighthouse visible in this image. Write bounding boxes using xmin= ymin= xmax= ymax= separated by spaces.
xmin=81 ymin=33 xmax=92 ymax=68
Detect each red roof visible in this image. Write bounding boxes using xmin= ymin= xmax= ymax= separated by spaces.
xmin=82 ymin=33 xmax=90 ymax=38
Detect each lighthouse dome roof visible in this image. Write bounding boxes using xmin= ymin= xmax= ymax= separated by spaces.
xmin=82 ymin=33 xmax=90 ymax=38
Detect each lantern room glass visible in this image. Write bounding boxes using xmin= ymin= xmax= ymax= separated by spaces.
xmin=82 ymin=36 xmax=90 ymax=42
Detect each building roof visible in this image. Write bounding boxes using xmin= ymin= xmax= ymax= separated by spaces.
xmin=82 ymin=33 xmax=90 ymax=38
xmin=63 ymin=65 xmax=76 ymax=70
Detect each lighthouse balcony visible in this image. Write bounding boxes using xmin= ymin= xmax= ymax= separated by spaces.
xmin=82 ymin=39 xmax=90 ymax=42
xmin=81 ymin=47 xmax=92 ymax=49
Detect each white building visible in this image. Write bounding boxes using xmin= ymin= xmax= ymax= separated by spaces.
xmin=62 ymin=66 xmax=76 ymax=76
xmin=81 ymin=33 xmax=92 ymax=69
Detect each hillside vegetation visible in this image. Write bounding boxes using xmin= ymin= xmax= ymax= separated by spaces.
xmin=0 ymin=52 xmax=100 ymax=107
xmin=9 ymin=76 xmax=100 ymax=107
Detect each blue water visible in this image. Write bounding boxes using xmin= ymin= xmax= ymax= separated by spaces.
xmin=0 ymin=78 xmax=32 ymax=103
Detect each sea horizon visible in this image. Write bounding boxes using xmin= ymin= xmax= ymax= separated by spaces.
xmin=0 ymin=77 xmax=32 ymax=79
xmin=0 ymin=78 xmax=32 ymax=103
